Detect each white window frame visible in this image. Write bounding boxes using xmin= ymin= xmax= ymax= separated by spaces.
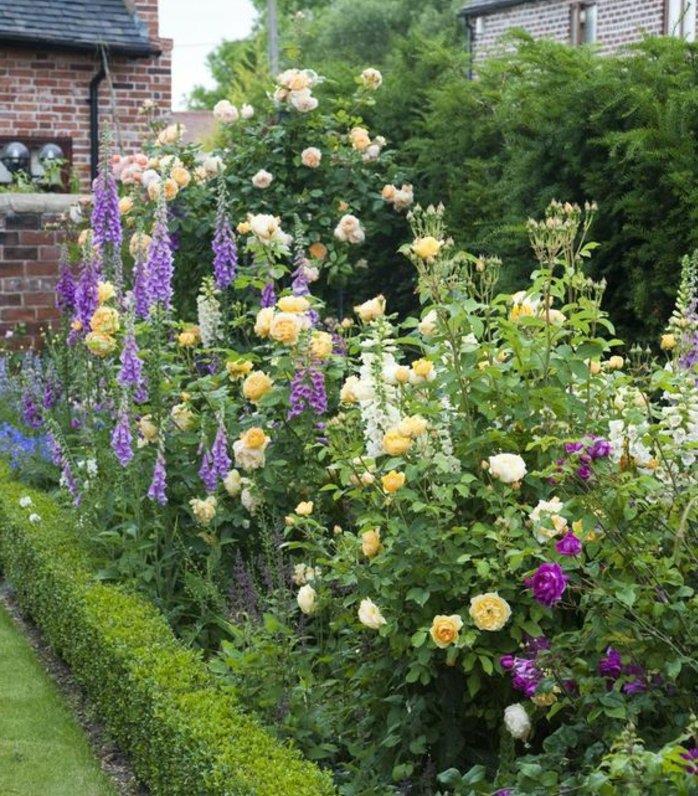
xmin=666 ymin=0 xmax=697 ymax=42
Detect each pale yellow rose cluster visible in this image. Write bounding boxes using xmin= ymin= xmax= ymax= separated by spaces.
xmin=382 ymin=416 xmax=428 ymax=457
xmin=177 ymin=325 xmax=201 ymax=348
xmin=382 ymin=183 xmax=414 ymax=212
xmin=411 ymin=236 xmax=443 ymax=261
xmin=242 ymin=370 xmax=274 ymax=403
xmin=189 ymin=495 xmax=217 ymax=525
xmin=334 ymin=213 xmax=365 ymax=245
xmin=354 ymin=295 xmax=385 ymax=323
xmin=240 ymin=213 xmax=292 ymax=247
xmin=85 ymin=304 xmax=120 ymax=358
xmin=275 ymin=68 xmax=319 ymax=113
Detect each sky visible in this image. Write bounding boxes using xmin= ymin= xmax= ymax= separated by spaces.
xmin=159 ymin=0 xmax=257 ymax=110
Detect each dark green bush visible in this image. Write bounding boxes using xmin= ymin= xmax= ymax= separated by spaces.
xmin=0 ymin=466 xmax=334 ymax=796
xmin=398 ymin=34 xmax=698 ymax=341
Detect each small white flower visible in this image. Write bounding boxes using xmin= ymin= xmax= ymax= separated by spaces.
xmin=503 ymin=703 xmax=531 ymax=740
xmin=28 ymin=513 xmax=41 ymax=524
xmin=19 ymin=496 xmax=32 ymax=508
xmin=241 ymin=103 xmax=254 ymax=119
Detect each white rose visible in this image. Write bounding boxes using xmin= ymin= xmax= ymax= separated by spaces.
xmin=241 ymin=103 xmax=254 ymax=119
xmin=362 ymin=143 xmax=381 ymax=162
xmin=252 ymin=169 xmax=273 ymax=189
xmin=503 ymin=703 xmax=532 ymax=740
xmin=360 ymin=67 xmax=383 ymax=89
xmin=297 ymin=584 xmax=317 ymax=614
xmin=358 ymin=598 xmax=386 ymax=630
xmin=140 ymin=168 xmax=160 ymax=188
xmin=301 ymin=147 xmax=322 ymax=168
xmin=289 ymin=89 xmax=318 ymax=113
xmin=223 ymin=469 xmax=242 ymax=496
xmin=213 ymin=99 xmax=239 ymax=123
xmin=240 ymin=481 xmax=261 ymax=514
xmin=418 ymin=309 xmax=438 ymax=336
xmin=203 ymin=156 xmax=223 ymax=177
xmin=334 ymin=214 xmax=365 ymax=245
xmin=488 ymin=453 xmax=527 ymax=484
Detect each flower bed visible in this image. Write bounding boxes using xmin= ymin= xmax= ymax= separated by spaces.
xmin=3 ymin=66 xmax=697 ymax=793
xmin=0 ymin=464 xmax=333 ymax=796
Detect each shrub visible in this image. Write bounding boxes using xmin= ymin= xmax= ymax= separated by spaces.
xmin=402 ymin=35 xmax=698 ymax=342
xmin=0 ymin=466 xmax=334 ymax=796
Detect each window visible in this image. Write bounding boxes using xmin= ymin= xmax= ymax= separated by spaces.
xmin=571 ymin=3 xmax=598 ymax=45
xmin=666 ymin=0 xmax=696 ymax=41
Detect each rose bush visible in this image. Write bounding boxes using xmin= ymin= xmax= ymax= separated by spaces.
xmin=2 ymin=70 xmax=697 ymax=794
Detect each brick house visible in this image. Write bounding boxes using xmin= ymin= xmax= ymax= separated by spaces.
xmin=459 ymin=0 xmax=697 ymax=61
xmin=0 ymin=0 xmax=172 ymax=345
xmin=0 ymin=0 xmax=172 ymax=189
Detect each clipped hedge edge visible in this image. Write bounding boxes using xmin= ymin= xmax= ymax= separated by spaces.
xmin=0 ymin=468 xmax=334 ymax=796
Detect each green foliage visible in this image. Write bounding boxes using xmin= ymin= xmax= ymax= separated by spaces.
xmin=402 ymin=34 xmax=698 ymax=341
xmin=0 ymin=466 xmax=334 ymax=796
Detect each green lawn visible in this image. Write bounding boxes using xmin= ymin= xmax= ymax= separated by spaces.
xmin=0 ymin=603 xmax=116 ymax=796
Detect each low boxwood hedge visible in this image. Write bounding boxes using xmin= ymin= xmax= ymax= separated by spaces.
xmin=0 ymin=467 xmax=335 ymax=796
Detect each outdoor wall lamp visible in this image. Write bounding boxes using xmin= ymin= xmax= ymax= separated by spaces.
xmin=0 ymin=141 xmax=30 ymax=174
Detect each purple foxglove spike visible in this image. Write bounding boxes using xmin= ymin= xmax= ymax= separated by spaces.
xmin=111 ymin=408 xmax=133 ymax=467
xmin=211 ymin=422 xmax=231 ymax=477
xmin=147 ymin=450 xmax=167 ymax=505
xmin=55 ymin=255 xmax=76 ymax=314
xmin=309 ymin=366 xmax=327 ymax=414
xmin=212 ymin=209 xmax=238 ymax=289
xmin=91 ymin=159 xmax=122 ymax=250
xmin=117 ymin=329 xmax=144 ymax=389
xmin=199 ymin=447 xmax=218 ymax=493
xmin=260 ymin=281 xmax=276 ymax=308
xmin=145 ymin=200 xmax=174 ymax=310
xmin=75 ymin=258 xmax=99 ymax=330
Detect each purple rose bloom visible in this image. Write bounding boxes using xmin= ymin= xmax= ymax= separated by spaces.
xmin=598 ymin=647 xmax=623 ymax=679
xmin=588 ymin=437 xmax=612 ymax=459
xmin=681 ymin=748 xmax=698 ymax=775
xmin=494 ymin=790 xmax=513 ymax=796
xmin=576 ymin=464 xmax=593 ymax=481
xmin=555 ymin=531 xmax=582 ymax=557
xmin=564 ymin=441 xmax=584 ymax=454
xmin=525 ymin=562 xmax=567 ymax=606
xmin=499 ymin=654 xmax=515 ymax=670
xmin=511 ymin=657 xmax=542 ymax=697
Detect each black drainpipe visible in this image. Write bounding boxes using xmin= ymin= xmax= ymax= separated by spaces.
xmin=89 ymin=60 xmax=106 ymax=181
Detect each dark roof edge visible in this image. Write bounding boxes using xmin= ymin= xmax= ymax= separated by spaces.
xmin=458 ymin=0 xmax=542 ymax=17
xmin=0 ymin=33 xmax=160 ymax=57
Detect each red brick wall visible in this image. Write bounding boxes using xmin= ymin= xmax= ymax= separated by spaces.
xmin=0 ymin=0 xmax=172 ymax=191
xmin=0 ymin=198 xmax=70 ymax=345
xmin=470 ymin=0 xmax=674 ymax=58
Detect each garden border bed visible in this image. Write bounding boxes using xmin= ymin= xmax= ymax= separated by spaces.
xmin=0 ymin=465 xmax=334 ymax=796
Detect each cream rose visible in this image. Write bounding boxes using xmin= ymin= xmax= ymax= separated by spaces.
xmin=213 ymin=99 xmax=239 ymax=123
xmin=488 ymin=453 xmax=527 ymax=485
xmin=334 ymin=214 xmax=365 ymax=245
xmin=297 ymin=584 xmax=317 ymax=614
xmin=354 ymin=295 xmax=385 ymax=323
xmin=469 ymin=592 xmax=512 ymax=631
xmin=503 ymin=704 xmax=531 ymax=740
xmin=242 ymin=371 xmax=274 ymax=403
xmin=269 ymin=312 xmax=302 ymax=345
xmin=252 ymin=169 xmax=273 ymax=189
xmin=358 ymin=598 xmax=386 ymax=630
xmin=301 ymin=147 xmax=322 ymax=168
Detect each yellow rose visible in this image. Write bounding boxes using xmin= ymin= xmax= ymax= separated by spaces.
xmin=412 ymin=236 xmax=442 ymax=261
xmin=588 ymin=360 xmax=602 ymax=376
xmin=90 ymin=306 xmax=120 ymax=335
xmin=118 ymin=196 xmax=133 ymax=215
xmin=177 ymin=326 xmax=201 ymax=348
xmin=254 ymin=307 xmax=275 ymax=338
xmin=340 ymin=376 xmax=360 ymax=404
xmin=394 ymin=366 xmax=410 ymax=384
xmin=171 ymin=165 xmax=191 ymax=187
xmin=411 ymin=358 xmax=434 ymax=381
xmin=137 ymin=415 xmax=158 ymax=444
xmin=349 ymin=126 xmax=371 ymax=151
xmin=97 ymin=281 xmax=116 ymax=304
xmin=277 ymin=295 xmax=310 ymax=313
xmin=429 ymin=614 xmax=463 ymax=648
xmin=310 ymin=331 xmax=334 ymax=360
xmin=607 ymin=355 xmax=624 ymax=370
xmin=381 ymin=470 xmax=405 ymax=494
xmin=660 ymin=333 xmax=676 ymax=351
xmin=398 ymin=415 xmax=428 ymax=438
xmin=468 ymin=592 xmax=512 ymax=632
xmin=242 ymin=371 xmax=273 ymax=403
xmin=171 ymin=403 xmax=195 ymax=431
xmin=226 ymin=359 xmax=254 ymax=379
xmin=241 ymin=427 xmax=270 ymax=450
xmin=162 ymin=177 xmax=179 ymax=200
xmin=84 ymin=331 xmax=116 ymax=357
xmin=361 ymin=528 xmax=382 ymax=558
xmin=295 ymin=500 xmax=314 ymax=516
xmin=269 ymin=312 xmax=301 ymax=346
xmin=381 ymin=184 xmax=397 ymax=201
xmin=531 ymin=691 xmax=558 ymax=707
xmin=237 ymin=220 xmax=251 ymax=235
xmin=354 ymin=295 xmax=385 ymax=323
xmin=509 ymin=302 xmax=535 ymax=321
xmin=382 ymin=428 xmax=412 ymax=456
xmin=308 ymin=241 xmax=327 ymax=261
xmin=129 ymin=232 xmax=152 ymax=258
